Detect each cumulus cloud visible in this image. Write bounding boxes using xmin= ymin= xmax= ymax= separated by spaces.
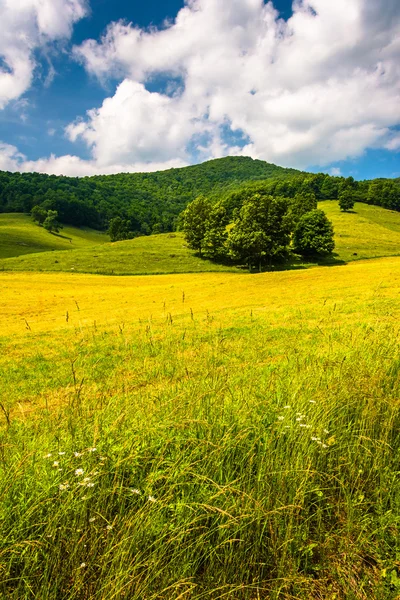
xmin=0 ymin=143 xmax=187 ymax=176
xmin=0 ymin=0 xmax=88 ymax=109
xmin=1 ymin=0 xmax=399 ymax=176
xmin=68 ymin=0 xmax=400 ymax=171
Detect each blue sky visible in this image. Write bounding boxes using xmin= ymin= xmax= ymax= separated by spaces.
xmin=0 ymin=0 xmax=399 ymax=179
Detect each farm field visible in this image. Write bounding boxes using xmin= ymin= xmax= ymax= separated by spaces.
xmin=1 ymin=256 xmax=400 ymax=598
xmin=1 ymin=201 xmax=400 ymax=275
xmin=0 ymin=213 xmax=109 ymax=259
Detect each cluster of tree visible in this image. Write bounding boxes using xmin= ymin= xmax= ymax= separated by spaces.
xmin=31 ymin=206 xmax=62 ymax=233
xmin=181 ymin=189 xmax=334 ymax=270
xmin=1 ymin=157 xmax=399 ymax=236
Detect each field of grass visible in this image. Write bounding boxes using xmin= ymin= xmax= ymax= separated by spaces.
xmin=0 ymin=213 xmax=108 ymax=259
xmin=0 ymin=230 xmax=240 ymax=275
xmin=1 ymin=202 xmax=400 ymax=275
xmin=1 ymin=257 xmax=400 ymax=598
xmin=322 ymin=201 xmax=400 ymax=262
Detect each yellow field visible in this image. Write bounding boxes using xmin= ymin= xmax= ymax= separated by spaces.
xmin=2 ymin=256 xmax=400 ymax=338
xmin=2 ymin=257 xmax=400 ymax=599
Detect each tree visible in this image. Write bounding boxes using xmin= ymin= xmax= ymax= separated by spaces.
xmin=108 ymin=217 xmax=132 ymax=242
xmin=31 ymin=205 xmax=47 ymax=225
xmin=43 ymin=210 xmax=62 ymax=233
xmin=202 ymin=201 xmax=229 ymax=258
xmin=293 ymin=209 xmax=335 ymax=257
xmin=227 ymin=194 xmax=291 ymax=271
xmin=338 ymin=189 xmax=355 ymax=212
xmin=181 ymin=195 xmax=212 ymax=255
xmin=288 ymin=192 xmax=317 ymax=226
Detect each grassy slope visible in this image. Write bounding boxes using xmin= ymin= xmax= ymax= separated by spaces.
xmin=1 ymin=258 xmax=400 ymax=598
xmin=322 ymin=201 xmax=400 ymax=262
xmin=1 ymin=202 xmax=400 ymax=274
xmin=0 ymin=230 xmax=240 ymax=275
xmin=0 ymin=213 xmax=108 ymax=258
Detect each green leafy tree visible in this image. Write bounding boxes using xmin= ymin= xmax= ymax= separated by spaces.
xmin=288 ymin=192 xmax=317 ymax=226
xmin=203 ymin=201 xmax=229 ymax=258
xmin=320 ymin=175 xmax=339 ymax=199
xmin=338 ymin=188 xmax=355 ymax=212
xmin=31 ymin=205 xmax=47 ymax=225
xmin=227 ymin=194 xmax=291 ymax=271
xmin=108 ymin=217 xmax=131 ymax=242
xmin=293 ymin=209 xmax=335 ymax=257
xmin=181 ymin=196 xmax=212 ymax=255
xmin=43 ymin=210 xmax=62 ymax=233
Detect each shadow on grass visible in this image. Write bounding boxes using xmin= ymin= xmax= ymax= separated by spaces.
xmin=50 ymin=232 xmax=73 ymax=241
xmin=194 ymin=251 xmax=347 ymax=274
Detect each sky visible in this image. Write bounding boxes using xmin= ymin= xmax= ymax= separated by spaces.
xmin=0 ymin=0 xmax=399 ymax=180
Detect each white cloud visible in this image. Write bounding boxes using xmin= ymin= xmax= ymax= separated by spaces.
xmin=330 ymin=167 xmax=342 ymax=177
xmin=0 ymin=142 xmax=26 ymax=171
xmin=385 ymin=134 xmax=400 ymax=151
xmin=1 ymin=0 xmax=399 ymax=176
xmin=0 ymin=0 xmax=88 ymax=109
xmin=67 ymin=0 xmax=400 ymax=171
xmin=0 ymin=143 xmax=187 ymax=176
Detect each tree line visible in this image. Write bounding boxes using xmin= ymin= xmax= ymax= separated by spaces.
xmin=0 ymin=157 xmax=398 ymax=238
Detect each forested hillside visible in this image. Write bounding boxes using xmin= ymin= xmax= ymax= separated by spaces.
xmin=0 ymin=156 xmax=399 ymax=236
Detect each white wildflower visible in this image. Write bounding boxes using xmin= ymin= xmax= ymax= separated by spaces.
xmin=74 ymin=452 xmax=83 ymax=458
xmin=130 ymin=488 xmax=140 ymax=495
xmin=148 ymin=496 xmax=156 ymax=503
xmin=106 ymin=525 xmax=112 ymax=531
xmin=75 ymin=468 xmax=84 ymax=476
xmin=80 ymin=563 xmax=86 ymax=568
xmin=309 ymin=400 xmax=316 ymax=404
xmin=59 ymin=483 xmax=69 ymax=491
xmin=283 ymin=405 xmax=291 ymax=409
xmin=58 ymin=452 xmax=66 ymax=455
xmin=86 ymin=482 xmax=95 ymax=488
xmin=88 ymin=447 xmax=97 ymax=453
xmin=277 ymin=416 xmax=284 ymax=421
xmin=324 ymin=429 xmax=330 ymax=434
xmin=44 ymin=453 xmax=52 ymax=459
xmin=311 ymin=437 xmax=321 ymax=442
xmin=89 ymin=517 xmax=96 ymax=523
xmin=52 ymin=461 xmax=59 ymax=467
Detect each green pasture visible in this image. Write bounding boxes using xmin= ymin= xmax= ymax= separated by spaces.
xmin=0 ymin=213 xmax=108 ymax=259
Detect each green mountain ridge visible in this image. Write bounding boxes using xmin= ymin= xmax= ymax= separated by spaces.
xmin=0 ymin=156 xmax=399 ymax=236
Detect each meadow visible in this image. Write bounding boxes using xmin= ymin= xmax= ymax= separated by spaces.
xmin=0 ymin=213 xmax=108 ymax=259
xmin=1 ymin=256 xmax=400 ymax=599
xmin=2 ymin=202 xmax=400 ymax=275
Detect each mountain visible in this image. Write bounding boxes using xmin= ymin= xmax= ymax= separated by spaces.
xmin=0 ymin=156 xmax=399 ymax=235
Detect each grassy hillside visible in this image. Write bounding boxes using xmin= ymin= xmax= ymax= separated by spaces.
xmin=322 ymin=201 xmax=400 ymax=262
xmin=0 ymin=213 xmax=109 ymax=259
xmin=1 ymin=258 xmax=400 ymax=598
xmin=1 ymin=202 xmax=400 ymax=275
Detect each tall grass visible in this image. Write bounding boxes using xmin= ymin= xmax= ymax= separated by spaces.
xmin=1 ymin=287 xmax=400 ymax=598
